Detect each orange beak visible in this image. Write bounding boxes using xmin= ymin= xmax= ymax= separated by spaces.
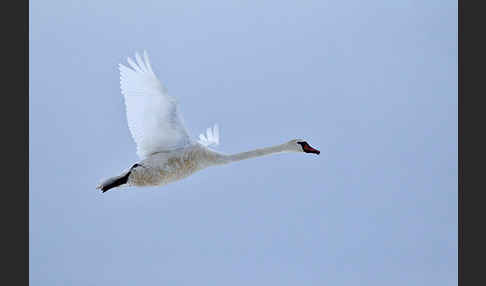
xmin=299 ymin=142 xmax=320 ymax=155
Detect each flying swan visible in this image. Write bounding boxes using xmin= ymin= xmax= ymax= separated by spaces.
xmin=97 ymin=51 xmax=320 ymax=192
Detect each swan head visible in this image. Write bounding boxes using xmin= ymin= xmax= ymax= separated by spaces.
xmin=287 ymin=139 xmax=320 ymax=155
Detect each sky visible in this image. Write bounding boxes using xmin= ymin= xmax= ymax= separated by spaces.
xmin=29 ymin=0 xmax=457 ymax=285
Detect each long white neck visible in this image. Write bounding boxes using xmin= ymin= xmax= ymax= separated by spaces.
xmin=212 ymin=143 xmax=294 ymax=165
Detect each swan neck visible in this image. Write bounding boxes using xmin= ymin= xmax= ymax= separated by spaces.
xmin=218 ymin=143 xmax=290 ymax=164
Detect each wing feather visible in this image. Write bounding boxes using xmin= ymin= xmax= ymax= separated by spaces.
xmin=135 ymin=52 xmax=147 ymax=73
xmin=198 ymin=124 xmax=220 ymax=147
xmin=143 ymin=50 xmax=155 ymax=75
xmin=126 ymin=57 xmax=142 ymax=72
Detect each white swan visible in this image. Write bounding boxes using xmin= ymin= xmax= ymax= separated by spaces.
xmin=97 ymin=51 xmax=320 ymax=193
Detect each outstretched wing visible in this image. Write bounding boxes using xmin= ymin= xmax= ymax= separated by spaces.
xmin=198 ymin=124 xmax=220 ymax=147
xmin=119 ymin=51 xmax=192 ymax=159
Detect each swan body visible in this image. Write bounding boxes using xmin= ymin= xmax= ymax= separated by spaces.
xmin=128 ymin=143 xmax=218 ymax=187
xmin=97 ymin=51 xmax=320 ymax=192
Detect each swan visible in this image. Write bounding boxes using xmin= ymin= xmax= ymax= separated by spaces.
xmin=97 ymin=51 xmax=320 ymax=193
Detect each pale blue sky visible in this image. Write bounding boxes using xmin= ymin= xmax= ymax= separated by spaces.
xmin=30 ymin=0 xmax=457 ymax=285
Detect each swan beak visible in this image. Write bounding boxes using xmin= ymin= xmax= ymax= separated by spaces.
xmin=301 ymin=143 xmax=320 ymax=155
xmin=305 ymin=146 xmax=320 ymax=155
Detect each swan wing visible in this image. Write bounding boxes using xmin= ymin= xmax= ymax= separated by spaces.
xmin=198 ymin=124 xmax=220 ymax=147
xmin=119 ymin=51 xmax=192 ymax=159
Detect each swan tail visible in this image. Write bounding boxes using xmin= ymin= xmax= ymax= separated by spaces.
xmin=96 ymin=171 xmax=130 ymax=193
xmin=198 ymin=124 xmax=220 ymax=147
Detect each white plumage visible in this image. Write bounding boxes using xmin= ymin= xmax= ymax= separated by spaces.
xmin=198 ymin=124 xmax=219 ymax=147
xmin=119 ymin=51 xmax=191 ymax=159
xmin=97 ymin=51 xmax=320 ymax=192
